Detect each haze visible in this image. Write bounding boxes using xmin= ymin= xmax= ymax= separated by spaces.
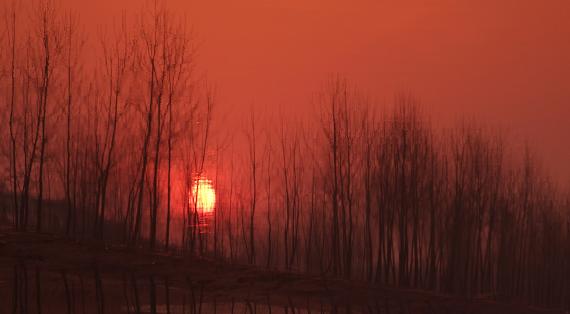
xmin=57 ymin=0 xmax=570 ymax=184
xmin=4 ymin=1 xmax=570 ymax=311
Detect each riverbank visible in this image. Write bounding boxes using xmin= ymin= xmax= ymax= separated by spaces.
xmin=0 ymin=230 xmax=561 ymax=313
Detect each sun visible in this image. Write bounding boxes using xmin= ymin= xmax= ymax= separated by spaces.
xmin=190 ymin=177 xmax=216 ymax=214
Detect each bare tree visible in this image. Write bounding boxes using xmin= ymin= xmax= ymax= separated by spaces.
xmin=6 ymin=1 xmax=19 ymax=229
xmin=62 ymin=11 xmax=84 ymax=237
xmin=246 ymin=110 xmax=258 ymax=264
xmin=35 ymin=0 xmax=63 ymax=232
xmin=91 ymin=16 xmax=131 ymax=240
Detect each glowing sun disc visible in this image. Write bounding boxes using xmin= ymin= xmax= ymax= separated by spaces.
xmin=191 ymin=177 xmax=216 ymax=214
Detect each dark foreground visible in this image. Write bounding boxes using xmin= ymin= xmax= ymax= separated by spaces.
xmin=0 ymin=231 xmax=561 ymax=313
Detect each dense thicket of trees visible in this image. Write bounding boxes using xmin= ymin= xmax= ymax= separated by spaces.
xmin=1 ymin=1 xmax=569 ymax=310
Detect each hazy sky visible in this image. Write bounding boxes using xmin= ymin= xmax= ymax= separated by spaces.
xmin=60 ymin=0 xmax=570 ymax=185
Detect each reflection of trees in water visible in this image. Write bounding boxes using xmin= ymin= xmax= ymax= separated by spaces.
xmin=6 ymin=262 xmax=423 ymax=314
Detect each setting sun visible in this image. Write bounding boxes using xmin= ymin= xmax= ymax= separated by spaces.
xmin=3 ymin=0 xmax=570 ymax=311
xmin=190 ymin=177 xmax=216 ymax=214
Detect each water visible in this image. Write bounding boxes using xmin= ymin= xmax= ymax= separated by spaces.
xmin=0 ymin=242 xmax=531 ymax=314
xmin=0 ymin=262 xmax=371 ymax=313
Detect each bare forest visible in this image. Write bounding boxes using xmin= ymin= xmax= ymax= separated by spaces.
xmin=1 ymin=1 xmax=569 ymax=312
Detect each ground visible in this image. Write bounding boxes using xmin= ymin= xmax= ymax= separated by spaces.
xmin=0 ymin=229 xmax=563 ymax=313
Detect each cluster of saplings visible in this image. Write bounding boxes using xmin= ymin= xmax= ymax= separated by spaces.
xmin=1 ymin=0 xmax=568 ymax=310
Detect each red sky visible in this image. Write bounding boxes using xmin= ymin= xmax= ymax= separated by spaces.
xmin=61 ymin=0 xmax=570 ymax=186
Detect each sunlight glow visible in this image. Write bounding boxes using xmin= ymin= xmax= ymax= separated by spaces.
xmin=191 ymin=177 xmax=216 ymax=214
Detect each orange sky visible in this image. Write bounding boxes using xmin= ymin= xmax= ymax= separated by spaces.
xmin=60 ymin=0 xmax=570 ymax=185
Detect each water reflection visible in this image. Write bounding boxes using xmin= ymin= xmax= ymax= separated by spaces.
xmin=3 ymin=262 xmax=378 ymax=314
xmin=1 ymin=260 xmax=476 ymax=314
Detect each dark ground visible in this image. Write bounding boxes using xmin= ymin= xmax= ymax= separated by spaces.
xmin=0 ymin=230 xmax=563 ymax=313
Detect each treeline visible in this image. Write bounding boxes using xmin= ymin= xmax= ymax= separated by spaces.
xmin=217 ymin=83 xmax=569 ymax=308
xmin=0 ymin=0 xmax=569 ymax=310
xmin=0 ymin=0 xmax=216 ymax=250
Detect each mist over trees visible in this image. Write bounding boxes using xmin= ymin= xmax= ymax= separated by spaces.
xmin=1 ymin=0 xmax=569 ymax=310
